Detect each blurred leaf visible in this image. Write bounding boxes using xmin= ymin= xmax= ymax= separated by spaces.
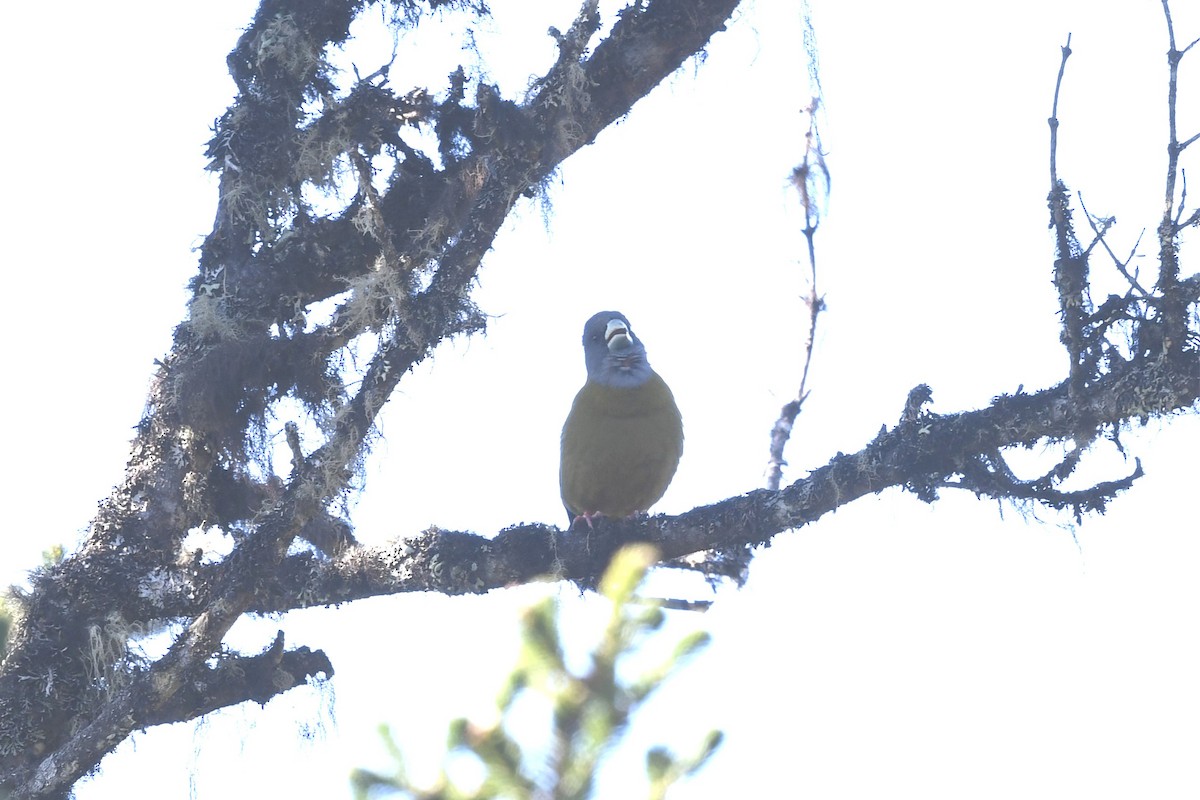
xmin=354 ymin=545 xmax=721 ymax=799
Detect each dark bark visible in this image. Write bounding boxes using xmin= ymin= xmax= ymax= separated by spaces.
xmin=0 ymin=1 xmax=742 ymax=796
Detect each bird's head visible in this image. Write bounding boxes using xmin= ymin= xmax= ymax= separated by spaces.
xmin=581 ymin=311 xmax=653 ymax=388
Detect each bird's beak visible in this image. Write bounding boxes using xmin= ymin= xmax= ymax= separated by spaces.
xmin=605 ymin=318 xmax=634 ymax=351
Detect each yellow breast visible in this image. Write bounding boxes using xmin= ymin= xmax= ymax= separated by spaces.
xmin=560 ymin=372 xmax=684 ymax=519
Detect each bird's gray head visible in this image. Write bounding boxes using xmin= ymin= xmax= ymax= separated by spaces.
xmin=581 ymin=311 xmax=654 ymax=388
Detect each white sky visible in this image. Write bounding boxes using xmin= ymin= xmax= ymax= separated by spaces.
xmin=2 ymin=1 xmax=1199 ymax=797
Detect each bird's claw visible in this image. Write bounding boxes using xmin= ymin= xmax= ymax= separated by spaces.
xmin=570 ymin=511 xmax=605 ymax=530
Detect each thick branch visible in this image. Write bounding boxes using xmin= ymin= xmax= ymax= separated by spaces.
xmin=141 ymin=638 xmax=333 ymax=727
xmin=209 ymin=353 xmax=1199 ymax=614
xmin=12 ymin=636 xmax=331 ymax=799
xmin=0 ymin=3 xmax=746 ymax=796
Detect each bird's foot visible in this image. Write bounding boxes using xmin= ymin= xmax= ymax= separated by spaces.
xmin=570 ymin=511 xmax=606 ymax=530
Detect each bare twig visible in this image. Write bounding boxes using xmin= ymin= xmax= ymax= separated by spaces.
xmin=1161 ymin=1 xmax=1183 ymax=239
xmin=766 ymin=1 xmax=829 ymax=491
xmin=1047 ymin=34 xmax=1091 ymax=398
xmin=1049 ymin=33 xmax=1072 ymax=188
xmin=764 ymin=98 xmax=827 ymax=490
xmin=1156 ymin=0 xmax=1191 ymax=352
xmin=1078 ymin=193 xmax=1149 ymax=296
xmin=1176 ymin=168 xmax=1189 ymax=227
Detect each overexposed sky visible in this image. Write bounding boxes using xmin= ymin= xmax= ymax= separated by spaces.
xmin=2 ymin=1 xmax=1198 ymax=797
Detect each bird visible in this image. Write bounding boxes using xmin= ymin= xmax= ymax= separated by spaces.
xmin=560 ymin=311 xmax=684 ymax=528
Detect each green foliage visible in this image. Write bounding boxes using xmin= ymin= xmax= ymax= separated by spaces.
xmin=351 ymin=545 xmax=721 ymax=800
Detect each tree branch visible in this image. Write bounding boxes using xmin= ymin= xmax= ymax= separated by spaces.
xmin=766 ymin=97 xmax=828 ymax=492
xmin=766 ymin=2 xmax=829 ymax=493
xmin=147 ymin=354 xmax=1194 ymax=616
xmin=1157 ymin=0 xmax=1191 ymax=353
xmin=1047 ymin=35 xmax=1094 ymax=400
xmin=0 ymin=2 xmax=744 ymax=796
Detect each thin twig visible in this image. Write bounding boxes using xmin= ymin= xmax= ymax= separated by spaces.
xmin=765 ymin=0 xmax=829 ymax=492
xmin=1047 ymin=33 xmax=1090 ymax=398
xmin=766 ymin=94 xmax=828 ymax=491
xmin=1157 ymin=0 xmax=1189 ymax=352
xmin=1161 ymin=0 xmax=1182 ymax=240
xmin=1175 ymin=168 xmax=1189 ymax=227
xmin=1049 ymin=33 xmax=1072 ymax=187
xmin=1078 ymin=193 xmax=1149 ymax=296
